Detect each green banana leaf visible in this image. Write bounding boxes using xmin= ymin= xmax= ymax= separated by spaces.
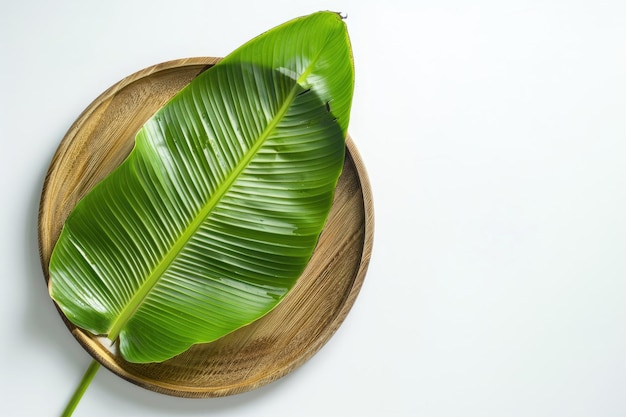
xmin=48 ymin=11 xmax=354 ymax=364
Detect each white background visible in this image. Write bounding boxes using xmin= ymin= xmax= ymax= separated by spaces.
xmin=2 ymin=0 xmax=626 ymax=416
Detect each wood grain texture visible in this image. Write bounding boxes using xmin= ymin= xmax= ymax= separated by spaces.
xmin=38 ymin=57 xmax=374 ymax=397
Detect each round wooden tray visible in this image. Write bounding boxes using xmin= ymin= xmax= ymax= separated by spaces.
xmin=38 ymin=57 xmax=374 ymax=398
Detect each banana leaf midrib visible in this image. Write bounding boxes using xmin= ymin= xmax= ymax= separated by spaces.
xmin=106 ymin=66 xmax=316 ymax=341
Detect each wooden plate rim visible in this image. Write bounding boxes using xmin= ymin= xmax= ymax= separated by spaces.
xmin=38 ymin=57 xmax=374 ymax=397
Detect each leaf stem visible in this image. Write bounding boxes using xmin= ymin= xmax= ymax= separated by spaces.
xmin=61 ymin=359 xmax=101 ymax=417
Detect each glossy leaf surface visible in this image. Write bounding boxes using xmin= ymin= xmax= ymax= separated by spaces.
xmin=48 ymin=11 xmax=354 ymax=363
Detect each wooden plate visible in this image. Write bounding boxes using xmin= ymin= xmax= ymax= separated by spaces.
xmin=38 ymin=57 xmax=374 ymax=398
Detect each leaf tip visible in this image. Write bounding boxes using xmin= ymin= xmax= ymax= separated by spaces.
xmin=324 ymin=10 xmax=348 ymax=20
